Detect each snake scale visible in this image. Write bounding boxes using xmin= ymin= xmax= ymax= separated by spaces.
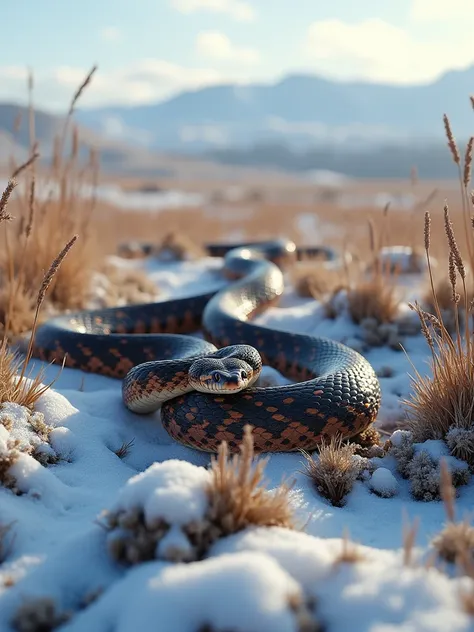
xmin=32 ymin=240 xmax=382 ymax=453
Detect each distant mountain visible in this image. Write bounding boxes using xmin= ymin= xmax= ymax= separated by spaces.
xmin=0 ymin=102 xmax=306 ymax=182
xmin=0 ymin=103 xmax=174 ymax=176
xmin=75 ymin=68 xmax=474 ymax=154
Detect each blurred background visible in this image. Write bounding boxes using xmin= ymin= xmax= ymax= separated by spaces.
xmin=1 ymin=0 xmax=473 ymax=260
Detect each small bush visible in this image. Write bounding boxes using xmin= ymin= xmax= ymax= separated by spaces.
xmin=302 ymin=436 xmax=362 ymax=507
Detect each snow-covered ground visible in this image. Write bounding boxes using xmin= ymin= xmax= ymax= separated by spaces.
xmin=0 ymin=253 xmax=474 ymax=632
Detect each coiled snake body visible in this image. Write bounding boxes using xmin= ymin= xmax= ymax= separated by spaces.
xmin=32 ymin=240 xmax=381 ymax=453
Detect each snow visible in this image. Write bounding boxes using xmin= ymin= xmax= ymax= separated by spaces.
xmin=1 ymin=253 xmax=474 ymax=631
xmin=106 ymin=459 xmax=211 ymax=526
xmin=369 ymin=467 xmax=398 ymax=497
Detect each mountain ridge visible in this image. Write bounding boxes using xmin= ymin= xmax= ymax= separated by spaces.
xmin=73 ymin=66 xmax=474 ymax=153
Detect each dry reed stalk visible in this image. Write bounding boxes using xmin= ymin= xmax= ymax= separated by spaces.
xmin=402 ymin=510 xmax=419 ymax=567
xmin=444 ymin=114 xmax=474 ymax=272
xmin=19 ymin=235 xmax=77 ymax=384
xmin=333 ymin=530 xmax=366 ymax=566
xmin=58 ymin=65 xmax=97 ymax=158
xmin=444 ymin=114 xmax=461 ymax=165
xmin=464 ymin=138 xmax=473 ymax=190
xmin=431 ymin=460 xmax=474 ymax=567
xmin=0 ymin=181 xmax=16 ymax=222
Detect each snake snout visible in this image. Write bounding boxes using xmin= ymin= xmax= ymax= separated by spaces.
xmin=203 ymin=369 xmax=249 ymax=393
xmin=188 ymin=355 xmax=255 ymax=395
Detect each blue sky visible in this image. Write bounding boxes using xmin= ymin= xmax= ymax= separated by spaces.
xmin=2 ymin=0 xmax=474 ymax=110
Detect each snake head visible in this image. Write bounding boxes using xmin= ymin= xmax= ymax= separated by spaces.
xmin=188 ymin=357 xmax=255 ymax=394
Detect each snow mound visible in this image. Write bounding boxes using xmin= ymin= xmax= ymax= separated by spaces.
xmin=64 ymin=552 xmax=319 ymax=632
xmin=102 ymin=459 xmax=212 ymax=564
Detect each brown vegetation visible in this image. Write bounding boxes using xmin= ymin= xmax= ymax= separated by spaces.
xmin=301 ymin=436 xmax=362 ymax=507
xmin=432 ymin=461 xmax=474 ymax=566
xmin=405 ymin=207 xmax=474 ymax=443
xmin=292 ymin=263 xmax=347 ymax=300
xmin=0 ymin=68 xmax=99 ymax=337
xmin=206 ymin=424 xmax=296 ymax=536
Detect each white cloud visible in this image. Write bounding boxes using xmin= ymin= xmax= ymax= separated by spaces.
xmin=100 ymin=26 xmax=122 ymax=41
xmin=304 ymin=18 xmax=474 ymax=84
xmin=410 ymin=0 xmax=473 ymax=21
xmin=0 ymin=61 xmax=231 ymax=110
xmin=195 ymin=31 xmax=259 ymax=64
xmin=171 ymin=0 xmax=255 ymax=22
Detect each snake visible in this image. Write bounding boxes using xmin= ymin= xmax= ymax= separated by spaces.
xmin=31 ymin=239 xmax=381 ymax=453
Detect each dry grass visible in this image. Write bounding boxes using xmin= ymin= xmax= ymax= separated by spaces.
xmin=345 ymin=275 xmax=401 ymax=325
xmin=333 ymin=530 xmax=367 ymax=566
xmin=404 ymin=113 xmax=474 ymax=443
xmin=401 ymin=511 xmax=420 ymax=567
xmin=344 ymin=217 xmax=402 ymax=325
xmin=292 ymin=263 xmax=347 ymax=300
xmin=206 ymin=424 xmax=296 ymax=535
xmin=0 ymin=174 xmax=78 ymax=411
xmin=422 ymin=277 xmax=474 ymax=333
xmin=103 ymin=426 xmax=296 ymax=566
xmin=431 ymin=460 xmax=474 ymax=564
xmin=434 ymin=520 xmax=474 ymax=564
xmin=404 ymin=205 xmax=474 ymax=443
xmin=0 ymin=342 xmax=54 ymax=409
xmin=114 ymin=438 xmax=135 ymax=459
xmin=301 ymin=436 xmax=361 ymax=507
xmin=0 ymin=67 xmax=99 ymax=338
xmin=155 ymin=230 xmax=205 ymax=261
xmin=96 ymin=262 xmax=160 ymax=307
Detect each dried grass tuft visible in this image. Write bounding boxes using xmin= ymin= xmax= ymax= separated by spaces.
xmin=341 ymin=218 xmax=401 ymax=325
xmin=0 ymin=176 xmax=78 ymax=411
xmin=404 ymin=206 xmax=474 ymax=444
xmin=291 ymin=263 xmax=346 ymax=300
xmin=95 ymin=263 xmax=160 ymax=307
xmin=206 ymin=424 xmax=296 ymax=535
xmin=155 ymin=230 xmax=205 ymax=261
xmin=0 ymin=66 xmax=100 ymax=336
xmin=301 ymin=436 xmax=361 ymax=507
xmin=114 ymin=438 xmax=135 ymax=459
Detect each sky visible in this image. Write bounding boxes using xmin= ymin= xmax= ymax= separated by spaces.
xmin=2 ymin=0 xmax=474 ymax=111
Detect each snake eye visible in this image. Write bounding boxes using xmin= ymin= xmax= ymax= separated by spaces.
xmin=212 ymin=372 xmax=221 ymax=383
xmin=241 ymin=370 xmax=247 ymax=379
